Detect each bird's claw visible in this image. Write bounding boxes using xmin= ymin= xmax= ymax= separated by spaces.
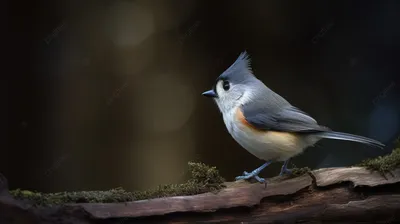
xmin=235 ymin=171 xmax=266 ymax=183
xmin=279 ymin=168 xmax=292 ymax=176
xmin=254 ymin=176 xmax=265 ymax=183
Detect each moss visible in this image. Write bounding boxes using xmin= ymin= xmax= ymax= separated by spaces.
xmin=358 ymin=139 xmax=400 ymax=174
xmin=290 ymin=167 xmax=311 ymax=176
xmin=132 ymin=162 xmax=225 ymax=201
xmin=10 ymin=162 xmax=225 ymax=206
xmin=10 ymin=188 xmax=135 ymax=205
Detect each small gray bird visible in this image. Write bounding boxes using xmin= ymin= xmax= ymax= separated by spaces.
xmin=202 ymin=51 xmax=384 ymax=183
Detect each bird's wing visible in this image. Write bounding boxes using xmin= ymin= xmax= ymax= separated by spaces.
xmin=241 ymin=103 xmax=330 ymax=133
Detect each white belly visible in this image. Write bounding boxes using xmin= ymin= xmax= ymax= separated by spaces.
xmin=223 ymin=108 xmax=319 ymax=161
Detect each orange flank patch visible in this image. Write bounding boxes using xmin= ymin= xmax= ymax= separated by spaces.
xmin=235 ymin=107 xmax=265 ymax=132
xmin=235 ymin=107 xmax=300 ymax=149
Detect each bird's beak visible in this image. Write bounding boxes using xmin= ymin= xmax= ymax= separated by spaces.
xmin=202 ymin=89 xmax=217 ymax=98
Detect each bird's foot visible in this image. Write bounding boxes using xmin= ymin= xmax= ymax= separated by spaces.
xmin=279 ymin=167 xmax=292 ymax=176
xmin=235 ymin=171 xmax=265 ymax=183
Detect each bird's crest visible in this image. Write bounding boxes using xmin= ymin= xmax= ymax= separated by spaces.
xmin=216 ymin=51 xmax=256 ymax=86
xmin=227 ymin=51 xmax=253 ymax=75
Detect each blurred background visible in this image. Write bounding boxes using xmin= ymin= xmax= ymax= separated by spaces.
xmin=3 ymin=0 xmax=400 ymax=193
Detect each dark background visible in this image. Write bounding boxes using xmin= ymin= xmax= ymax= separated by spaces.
xmin=3 ymin=0 xmax=400 ymax=193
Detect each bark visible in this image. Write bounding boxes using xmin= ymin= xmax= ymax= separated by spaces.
xmin=1 ymin=167 xmax=400 ymax=224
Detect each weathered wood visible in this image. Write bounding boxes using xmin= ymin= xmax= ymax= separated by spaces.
xmin=1 ymin=167 xmax=400 ymax=224
xmin=0 ymin=193 xmax=40 ymax=224
xmin=81 ymin=174 xmax=313 ymax=219
xmin=311 ymin=167 xmax=400 ymax=187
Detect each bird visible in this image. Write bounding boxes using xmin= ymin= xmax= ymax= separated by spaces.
xmin=202 ymin=51 xmax=385 ymax=184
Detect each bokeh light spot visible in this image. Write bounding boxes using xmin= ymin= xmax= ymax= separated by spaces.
xmin=138 ymin=74 xmax=195 ymax=133
xmin=106 ymin=2 xmax=155 ymax=48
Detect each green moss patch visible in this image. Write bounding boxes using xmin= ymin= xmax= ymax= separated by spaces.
xmin=10 ymin=162 xmax=225 ymax=206
xmin=358 ymin=138 xmax=400 ymax=174
xmin=290 ymin=167 xmax=311 ymax=176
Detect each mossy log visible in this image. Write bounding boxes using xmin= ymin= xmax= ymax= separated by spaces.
xmin=2 ymin=167 xmax=400 ymax=224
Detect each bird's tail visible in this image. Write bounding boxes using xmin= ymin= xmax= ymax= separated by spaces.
xmin=314 ymin=131 xmax=385 ymax=149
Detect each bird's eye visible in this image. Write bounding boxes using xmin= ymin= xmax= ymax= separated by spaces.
xmin=222 ymin=80 xmax=230 ymax=91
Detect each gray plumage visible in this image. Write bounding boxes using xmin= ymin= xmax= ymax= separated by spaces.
xmin=202 ymin=51 xmax=384 ymax=183
xmin=216 ymin=51 xmax=383 ymax=147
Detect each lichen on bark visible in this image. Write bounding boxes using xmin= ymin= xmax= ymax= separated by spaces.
xmin=290 ymin=167 xmax=311 ymax=176
xmin=358 ymin=137 xmax=400 ymax=174
xmin=10 ymin=162 xmax=225 ymax=206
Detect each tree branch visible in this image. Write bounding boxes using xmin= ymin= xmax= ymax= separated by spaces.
xmin=1 ymin=167 xmax=400 ymax=224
